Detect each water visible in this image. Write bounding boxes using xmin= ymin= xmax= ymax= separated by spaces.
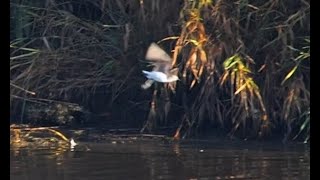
xmin=10 ymin=140 xmax=310 ymax=180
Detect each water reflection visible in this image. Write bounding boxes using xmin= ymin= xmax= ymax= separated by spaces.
xmin=11 ymin=140 xmax=309 ymax=180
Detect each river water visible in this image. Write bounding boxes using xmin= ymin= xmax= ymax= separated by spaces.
xmin=10 ymin=139 xmax=309 ymax=180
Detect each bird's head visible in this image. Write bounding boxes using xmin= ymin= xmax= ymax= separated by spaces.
xmin=167 ymin=75 xmax=179 ymax=82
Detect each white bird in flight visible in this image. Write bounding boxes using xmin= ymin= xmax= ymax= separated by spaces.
xmin=141 ymin=43 xmax=179 ymax=89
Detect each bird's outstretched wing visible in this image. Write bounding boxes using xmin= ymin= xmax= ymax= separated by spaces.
xmin=145 ymin=43 xmax=172 ymax=62
xmin=141 ymin=79 xmax=154 ymax=89
xmin=145 ymin=43 xmax=173 ymax=74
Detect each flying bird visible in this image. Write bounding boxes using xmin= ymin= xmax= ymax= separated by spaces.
xmin=141 ymin=43 xmax=179 ymax=89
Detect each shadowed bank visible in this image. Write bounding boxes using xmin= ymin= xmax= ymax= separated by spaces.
xmin=10 ymin=0 xmax=309 ymax=143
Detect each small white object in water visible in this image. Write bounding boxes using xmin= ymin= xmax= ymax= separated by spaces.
xmin=141 ymin=43 xmax=179 ymax=89
xmin=199 ymin=149 xmax=204 ymax=153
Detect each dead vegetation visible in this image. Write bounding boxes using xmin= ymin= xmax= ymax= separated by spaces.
xmin=11 ymin=0 xmax=310 ymax=142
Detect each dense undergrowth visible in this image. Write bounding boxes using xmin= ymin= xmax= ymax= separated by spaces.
xmin=10 ymin=0 xmax=309 ymax=142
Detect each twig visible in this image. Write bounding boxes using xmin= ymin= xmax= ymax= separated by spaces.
xmin=10 ymin=82 xmax=36 ymax=95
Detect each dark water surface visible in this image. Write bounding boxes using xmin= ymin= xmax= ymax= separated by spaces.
xmin=11 ymin=139 xmax=309 ymax=180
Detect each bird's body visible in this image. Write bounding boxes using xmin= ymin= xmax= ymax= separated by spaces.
xmin=141 ymin=43 xmax=179 ymax=89
xmin=142 ymin=70 xmax=179 ymax=83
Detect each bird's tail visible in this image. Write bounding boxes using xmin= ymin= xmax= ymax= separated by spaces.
xmin=142 ymin=70 xmax=152 ymax=79
xmin=142 ymin=70 xmax=150 ymax=75
xmin=141 ymin=71 xmax=153 ymax=89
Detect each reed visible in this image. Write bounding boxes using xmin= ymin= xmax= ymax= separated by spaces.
xmin=10 ymin=0 xmax=310 ymax=142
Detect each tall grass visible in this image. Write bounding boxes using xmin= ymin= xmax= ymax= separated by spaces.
xmin=10 ymin=0 xmax=309 ymax=142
